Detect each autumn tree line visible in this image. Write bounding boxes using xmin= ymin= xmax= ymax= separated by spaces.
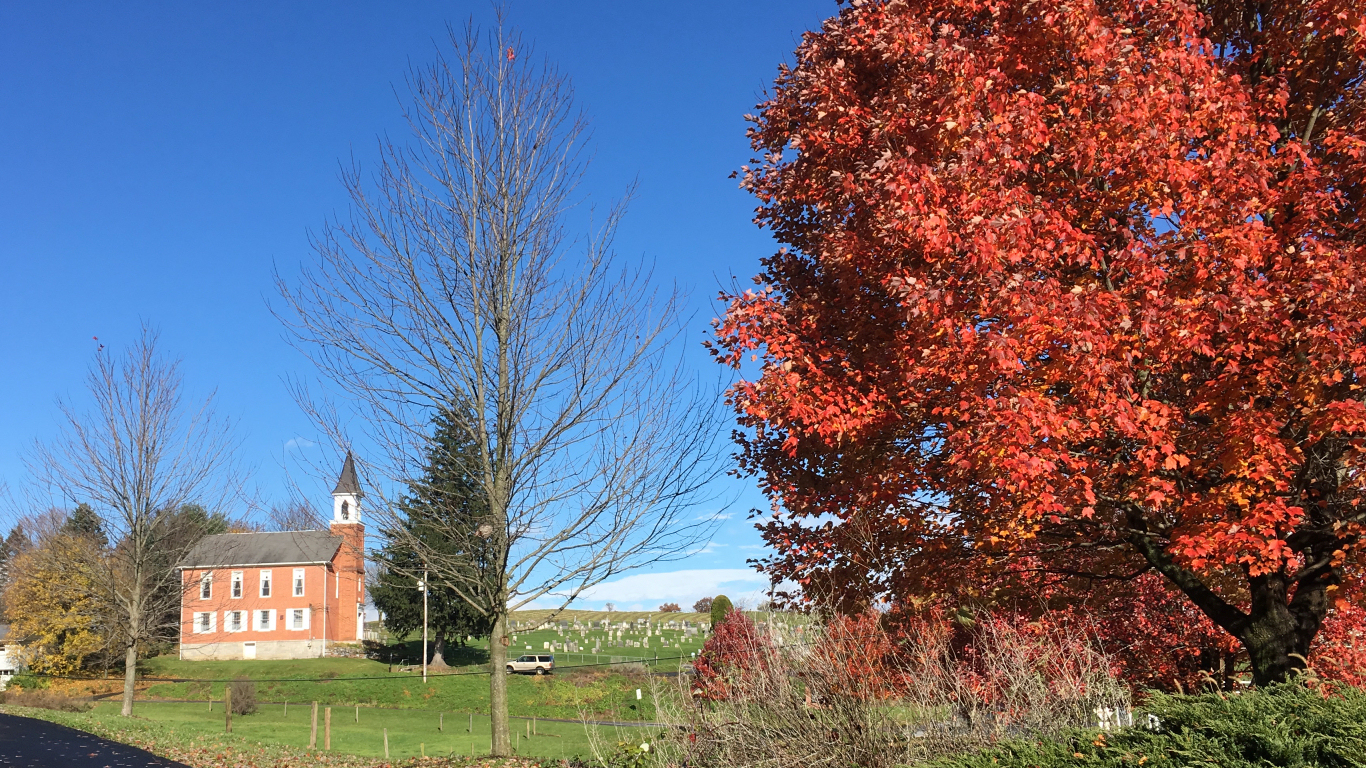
xmin=0 ymin=503 xmax=241 ymax=677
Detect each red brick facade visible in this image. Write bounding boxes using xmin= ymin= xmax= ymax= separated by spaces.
xmin=177 ymin=456 xmax=367 ymax=660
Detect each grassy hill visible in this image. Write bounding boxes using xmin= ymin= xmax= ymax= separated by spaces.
xmin=508 ymin=609 xmax=710 ymax=626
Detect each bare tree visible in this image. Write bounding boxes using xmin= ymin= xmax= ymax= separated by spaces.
xmin=276 ymin=17 xmax=724 ymax=754
xmin=265 ymin=499 xmax=327 ymax=531
xmin=29 ymin=327 xmax=239 ymax=716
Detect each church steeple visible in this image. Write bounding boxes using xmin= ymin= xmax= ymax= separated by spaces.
xmin=331 ymin=452 xmax=363 ymax=525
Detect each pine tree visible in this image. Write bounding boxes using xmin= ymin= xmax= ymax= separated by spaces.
xmin=0 ymin=525 xmax=30 ymax=618
xmin=372 ymin=410 xmax=495 ymax=665
xmin=63 ymin=504 xmax=108 ymax=547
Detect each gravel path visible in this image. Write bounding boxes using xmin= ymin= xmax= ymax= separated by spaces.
xmin=0 ymin=711 xmax=189 ymax=768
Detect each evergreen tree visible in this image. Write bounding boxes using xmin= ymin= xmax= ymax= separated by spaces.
xmin=710 ymin=594 xmax=734 ymax=629
xmin=63 ymin=503 xmax=108 ymax=547
xmin=0 ymin=524 xmax=30 ymax=618
xmin=372 ymin=410 xmax=495 ymax=665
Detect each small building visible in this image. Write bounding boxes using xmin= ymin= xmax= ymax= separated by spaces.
xmin=0 ymin=624 xmax=18 ymax=689
xmin=177 ymin=454 xmax=367 ymax=660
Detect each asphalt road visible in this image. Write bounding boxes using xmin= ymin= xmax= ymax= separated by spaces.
xmin=0 ymin=712 xmax=189 ymax=768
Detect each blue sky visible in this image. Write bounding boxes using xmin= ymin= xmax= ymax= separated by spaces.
xmin=0 ymin=1 xmax=836 ymax=610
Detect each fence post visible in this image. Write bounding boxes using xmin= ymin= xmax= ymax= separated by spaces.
xmin=355 ymin=704 xmax=358 ymax=722
xmin=224 ymin=686 xmax=232 ymax=733
xmin=310 ymin=701 xmax=318 ymax=748
xmin=325 ymin=706 xmax=332 ymax=750
xmin=439 ymin=712 xmax=443 ymax=731
xmin=383 ymin=727 xmax=389 ymax=759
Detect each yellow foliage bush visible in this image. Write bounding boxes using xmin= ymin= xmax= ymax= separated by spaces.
xmin=4 ymin=535 xmax=110 ymax=676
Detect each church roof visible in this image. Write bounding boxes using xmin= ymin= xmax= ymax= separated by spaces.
xmin=179 ymin=530 xmax=343 ymax=568
xmin=332 ymin=452 xmax=362 ymax=496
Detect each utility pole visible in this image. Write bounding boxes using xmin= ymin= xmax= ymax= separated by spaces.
xmin=420 ymin=568 xmax=429 ymax=683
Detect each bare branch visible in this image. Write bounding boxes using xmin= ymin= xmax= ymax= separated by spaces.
xmin=274 ymin=16 xmax=726 ymax=755
xmin=27 ymin=325 xmax=241 ymax=716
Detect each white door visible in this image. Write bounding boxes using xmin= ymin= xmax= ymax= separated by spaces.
xmin=243 ymin=642 xmax=256 ymax=659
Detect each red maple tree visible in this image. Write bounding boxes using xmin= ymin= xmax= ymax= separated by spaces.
xmin=714 ymin=0 xmax=1366 ymax=685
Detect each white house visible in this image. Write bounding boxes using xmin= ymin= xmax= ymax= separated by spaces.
xmin=0 ymin=624 xmax=18 ymax=689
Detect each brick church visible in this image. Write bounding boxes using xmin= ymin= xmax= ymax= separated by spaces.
xmin=178 ymin=454 xmax=366 ymax=660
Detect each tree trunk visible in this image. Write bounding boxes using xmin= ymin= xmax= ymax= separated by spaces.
xmin=488 ymin=613 xmax=510 ymax=756
xmin=120 ymin=642 xmax=137 ymax=716
xmin=1131 ymin=531 xmax=1329 ymax=688
xmin=430 ymin=635 xmax=447 ymax=669
xmin=1242 ymin=574 xmax=1322 ymax=687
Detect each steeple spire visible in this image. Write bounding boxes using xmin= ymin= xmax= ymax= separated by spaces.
xmin=332 ymin=452 xmax=362 ymax=496
xmin=331 ymin=452 xmax=363 ymax=525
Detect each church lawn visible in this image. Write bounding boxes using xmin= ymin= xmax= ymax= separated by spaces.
xmin=0 ymin=701 xmax=602 ymax=766
xmin=138 ymin=656 xmax=660 ymax=722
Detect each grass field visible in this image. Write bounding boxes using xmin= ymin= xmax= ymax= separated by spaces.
xmin=508 ymin=609 xmax=710 ymax=626
xmin=343 ymin=611 xmax=713 ymax=677
xmin=7 ymin=610 xmax=795 ymax=765
xmin=0 ymin=700 xmax=630 ymax=766
xmin=101 ymin=699 xmax=598 ymax=760
xmin=136 ymin=656 xmax=658 ymax=722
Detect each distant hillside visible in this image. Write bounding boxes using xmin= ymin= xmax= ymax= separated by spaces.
xmin=509 ymin=608 xmax=710 ymax=626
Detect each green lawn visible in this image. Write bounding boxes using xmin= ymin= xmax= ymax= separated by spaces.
xmin=1 ymin=700 xmax=616 ymax=766
xmin=139 ymin=655 xmax=659 ymax=722
xmin=101 ymin=699 xmax=595 ymax=760
xmin=73 ymin=608 xmax=732 ymax=762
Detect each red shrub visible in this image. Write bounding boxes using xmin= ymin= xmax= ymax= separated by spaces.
xmin=691 ymin=609 xmax=770 ymax=700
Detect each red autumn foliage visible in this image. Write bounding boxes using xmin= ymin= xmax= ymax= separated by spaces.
xmin=810 ymin=610 xmax=915 ymax=699
xmin=714 ymin=0 xmax=1366 ymax=686
xmin=941 ymin=611 xmax=1125 ymax=721
xmin=1305 ymin=599 xmax=1366 ymax=689
xmin=691 ymin=609 xmax=770 ymax=700
xmin=1057 ymin=573 xmax=1243 ymax=692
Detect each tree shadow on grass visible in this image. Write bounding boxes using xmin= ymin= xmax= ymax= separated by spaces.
xmin=369 ymin=638 xmax=489 ymax=669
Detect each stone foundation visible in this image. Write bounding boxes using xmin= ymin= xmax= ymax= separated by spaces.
xmin=324 ymin=643 xmax=366 ymax=658
xmin=180 ymin=640 xmax=324 ymax=661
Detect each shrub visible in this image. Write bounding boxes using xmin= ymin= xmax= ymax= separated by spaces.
xmin=691 ymin=611 xmax=771 ymax=700
xmin=659 ymin=609 xmax=1128 ymax=768
xmin=1 ymin=689 xmax=91 ymax=712
xmin=6 ymin=673 xmax=49 ymax=691
xmin=932 ymin=682 xmax=1366 ymax=767
xmin=228 ymin=676 xmax=257 ymax=715
xmin=709 ymin=595 xmax=732 ymax=629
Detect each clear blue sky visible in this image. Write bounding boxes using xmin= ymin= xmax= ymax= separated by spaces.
xmin=0 ymin=1 xmax=836 ymax=609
